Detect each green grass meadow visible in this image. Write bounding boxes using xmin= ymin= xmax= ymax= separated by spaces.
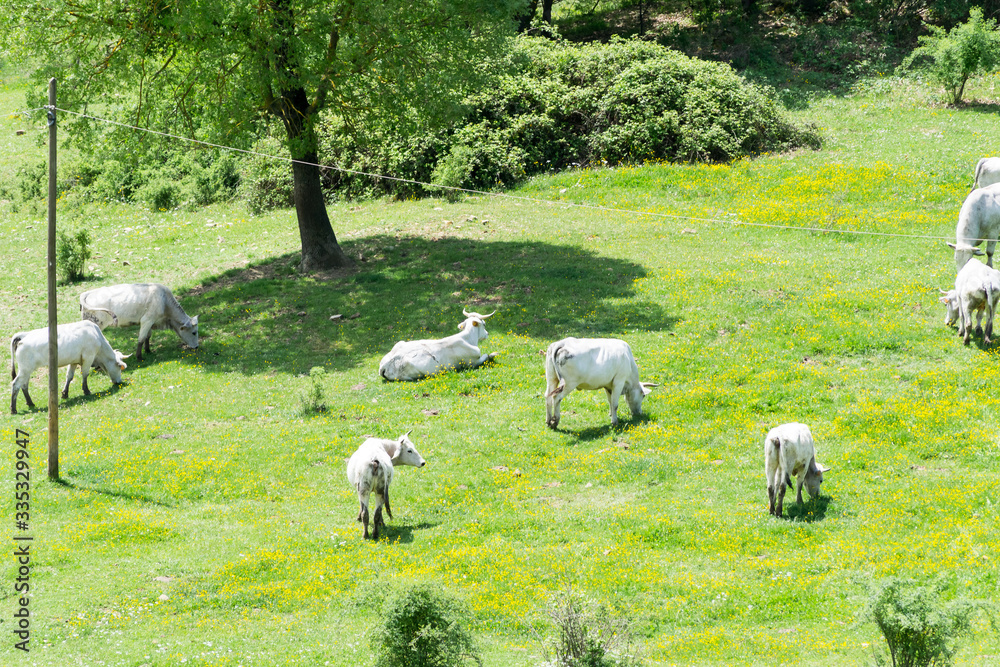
xmin=2 ymin=71 xmax=1000 ymax=665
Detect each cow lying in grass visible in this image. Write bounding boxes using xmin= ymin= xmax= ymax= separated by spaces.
xmin=379 ymin=309 xmax=496 ymax=381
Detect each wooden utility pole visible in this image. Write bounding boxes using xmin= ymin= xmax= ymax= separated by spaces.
xmin=47 ymin=78 xmax=58 ymax=480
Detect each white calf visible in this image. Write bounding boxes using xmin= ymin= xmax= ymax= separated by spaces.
xmin=764 ymin=422 xmax=830 ymax=518
xmin=345 ymin=432 xmax=426 ymax=540
xmin=544 ymin=337 xmax=656 ymax=429
xmin=938 ymin=258 xmax=1000 ymax=345
xmin=11 ymin=321 xmax=129 ymax=414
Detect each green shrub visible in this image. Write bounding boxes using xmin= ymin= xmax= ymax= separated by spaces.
xmin=57 ymin=228 xmax=92 ymax=283
xmin=300 ymin=366 xmax=327 ymax=414
xmin=864 ymin=577 xmax=993 ymax=667
xmin=16 ymin=160 xmax=46 ymax=203
xmin=900 ymin=7 xmax=1000 ymax=104
xmin=311 ymin=35 xmax=819 ymax=204
xmin=371 ymin=584 xmax=481 ymax=667
xmin=541 ymin=590 xmax=641 ymax=667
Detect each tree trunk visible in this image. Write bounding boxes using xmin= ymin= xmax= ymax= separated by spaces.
xmin=274 ymin=85 xmax=355 ymax=272
xmin=290 ymin=147 xmax=355 ymax=272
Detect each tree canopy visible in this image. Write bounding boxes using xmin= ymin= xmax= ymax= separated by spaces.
xmin=2 ymin=0 xmax=523 ymax=270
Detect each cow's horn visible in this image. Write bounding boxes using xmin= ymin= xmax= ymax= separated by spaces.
xmin=463 ymin=308 xmax=472 ymax=317
xmin=640 ymin=382 xmax=659 ymax=388
xmin=481 ymin=310 xmax=496 ymax=319
xmin=404 ymin=429 xmax=413 ymax=437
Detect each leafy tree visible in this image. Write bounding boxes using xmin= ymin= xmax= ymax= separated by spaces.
xmin=901 ymin=6 xmax=1000 ymax=104
xmin=1 ymin=0 xmax=521 ymax=271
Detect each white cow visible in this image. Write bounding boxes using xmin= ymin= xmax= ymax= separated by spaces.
xmin=345 ymin=432 xmax=426 ymax=540
xmin=544 ymin=337 xmax=656 ymax=429
xmin=378 ymin=309 xmax=496 ymax=382
xmin=973 ymin=157 xmax=1000 ymax=190
xmin=11 ymin=320 xmax=129 ymax=414
xmin=764 ymin=422 xmax=830 ymax=518
xmin=80 ymin=283 xmax=199 ymax=362
xmin=948 ymin=183 xmax=1000 ymax=272
xmin=938 ymin=258 xmax=1000 ymax=345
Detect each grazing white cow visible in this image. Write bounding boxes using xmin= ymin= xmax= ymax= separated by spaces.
xmin=80 ymin=283 xmax=199 ymax=362
xmin=973 ymin=157 xmax=1000 ymax=190
xmin=11 ymin=320 xmax=129 ymax=414
xmin=544 ymin=337 xmax=656 ymax=429
xmin=378 ymin=309 xmax=496 ymax=382
xmin=345 ymin=432 xmax=426 ymax=540
xmin=938 ymin=258 xmax=1000 ymax=345
xmin=948 ymin=183 xmax=1000 ymax=271
xmin=764 ymin=422 xmax=830 ymax=518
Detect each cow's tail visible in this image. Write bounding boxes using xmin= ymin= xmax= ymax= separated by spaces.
xmin=10 ymin=334 xmax=23 ymax=380
xmin=545 ymin=343 xmax=567 ymax=397
xmin=974 ymin=159 xmax=986 ymax=191
xmin=80 ymin=292 xmax=119 ymax=328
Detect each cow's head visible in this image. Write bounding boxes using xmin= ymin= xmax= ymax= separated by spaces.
xmin=625 ymin=382 xmax=657 ymax=417
xmin=396 ymin=430 xmax=426 ymax=468
xmin=804 ymin=458 xmax=830 ymax=499
xmin=948 ymin=242 xmax=986 ymax=273
xmin=939 ymin=289 xmax=959 ymax=327
xmin=175 ymin=315 xmax=199 ymax=349
xmin=458 ymin=309 xmax=495 ymax=342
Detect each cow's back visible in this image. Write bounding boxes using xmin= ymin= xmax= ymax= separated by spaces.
xmin=80 ymin=284 xmax=169 ymax=327
xmin=959 ymin=184 xmax=1000 ymax=240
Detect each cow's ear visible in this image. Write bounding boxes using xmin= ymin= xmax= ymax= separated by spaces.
xmin=458 ymin=322 xmax=465 ymax=330
xmin=472 ymin=321 xmax=479 ymax=328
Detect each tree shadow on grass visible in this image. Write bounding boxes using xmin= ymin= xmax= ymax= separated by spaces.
xmin=170 ymin=235 xmax=679 ymax=377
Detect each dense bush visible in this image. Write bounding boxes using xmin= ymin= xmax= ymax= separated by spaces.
xmin=864 ymin=577 xmax=992 ymax=667
xmin=49 ymin=116 xmax=242 ymax=210
xmin=302 ymin=35 xmax=819 ymax=204
xmin=370 ymin=585 xmax=481 ymax=667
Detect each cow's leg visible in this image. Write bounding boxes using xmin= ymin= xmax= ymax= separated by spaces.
xmin=81 ymin=360 xmax=95 ymax=396
xmin=62 ymin=364 xmax=76 ymax=399
xmin=361 ymin=503 xmax=370 ymax=539
xmin=372 ymin=506 xmax=383 ymax=541
xmin=468 ymin=352 xmax=495 ymax=369
xmin=11 ymin=384 xmax=17 ymax=414
xmin=546 ymin=389 xmax=563 ymax=429
xmin=21 ymin=384 xmax=33 ymax=409
xmin=775 ymin=478 xmax=786 ymax=518
xmin=961 ymin=298 xmax=973 ymax=345
xmin=796 ymin=477 xmax=805 ymax=506
xmin=988 ymin=239 xmax=997 ymax=267
xmin=607 ymin=382 xmax=625 ymax=425
xmin=136 ymin=319 xmax=155 ymax=361
xmin=767 ymin=484 xmax=776 ymax=515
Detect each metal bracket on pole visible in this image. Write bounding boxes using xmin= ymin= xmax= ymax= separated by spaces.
xmin=46 ymin=106 xmax=56 ymax=128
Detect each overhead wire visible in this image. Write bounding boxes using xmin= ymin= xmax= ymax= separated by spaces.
xmin=9 ymin=105 xmax=962 ymax=244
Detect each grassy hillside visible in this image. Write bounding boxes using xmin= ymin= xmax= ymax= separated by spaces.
xmin=1 ymin=72 xmax=999 ymax=665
